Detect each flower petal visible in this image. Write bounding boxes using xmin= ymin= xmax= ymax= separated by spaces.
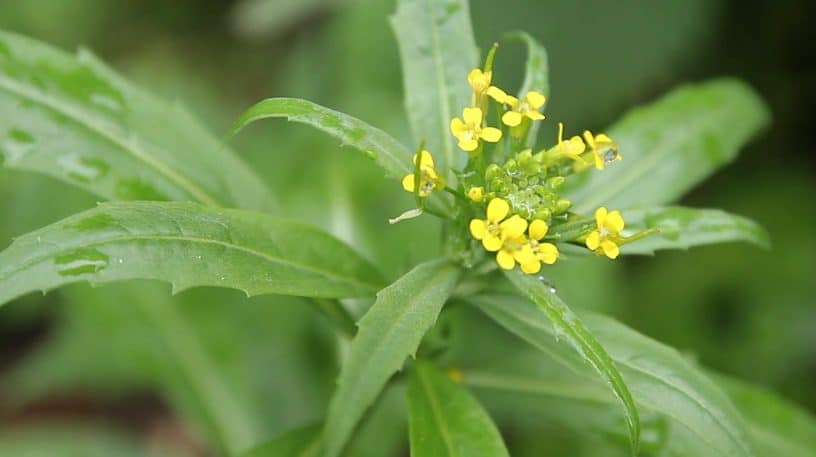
xmin=450 ymin=117 xmax=467 ymax=136
xmin=416 ymin=150 xmax=434 ymax=168
xmin=537 ymin=243 xmax=559 ymax=264
xmin=480 ymin=127 xmax=503 ymax=142
xmin=583 ymin=130 xmax=596 ymax=149
xmin=500 ymin=215 xmax=528 ymax=240
xmin=585 ymin=230 xmax=601 ymax=250
xmin=486 ymin=86 xmax=508 ymax=102
xmin=463 ymin=107 xmax=483 ymax=126
xmin=525 ymin=110 xmax=545 ymax=121
xmin=458 ymin=139 xmax=479 ymax=152
xmin=601 ymin=240 xmax=620 ymax=259
xmin=502 ymin=111 xmax=522 ymax=127
xmin=514 ymin=244 xmax=537 ymax=265
xmin=529 ymin=219 xmax=549 ymax=240
xmin=525 ymin=91 xmax=546 ymax=108
xmin=496 ymin=249 xmax=516 ymax=270
xmin=520 ymin=259 xmax=541 ymax=274
xmin=487 ymin=198 xmax=510 ymax=222
xmin=468 ymin=68 xmax=490 ymax=91
xmin=401 ymin=174 xmax=415 ymax=193
xmin=483 ymin=234 xmax=502 ymax=252
xmin=605 ymin=210 xmax=625 ymax=232
xmin=469 ymin=219 xmax=487 ymax=240
xmin=594 ymin=153 xmax=605 ymax=170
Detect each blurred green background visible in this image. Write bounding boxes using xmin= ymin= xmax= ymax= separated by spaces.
xmin=0 ymin=0 xmax=813 ymax=456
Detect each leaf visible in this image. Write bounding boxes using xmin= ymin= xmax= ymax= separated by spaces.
xmin=715 ymin=374 xmax=816 ymax=457
xmin=407 ymin=361 xmax=509 ymax=457
xmin=390 ymin=0 xmax=478 ymax=174
xmin=241 ymin=424 xmax=322 ymax=457
xmin=228 ymin=97 xmax=411 ymax=180
xmin=567 ymin=79 xmax=770 ymax=213
xmin=0 ymin=29 xmax=273 ymax=210
xmin=620 ymin=206 xmax=770 ymax=255
xmin=508 ymin=31 xmax=549 ymax=148
xmin=503 ymin=270 xmax=640 ymax=454
xmin=471 ymin=293 xmax=754 ymax=457
xmin=322 ymin=259 xmax=461 ymax=457
xmin=0 ymin=201 xmax=385 ymax=306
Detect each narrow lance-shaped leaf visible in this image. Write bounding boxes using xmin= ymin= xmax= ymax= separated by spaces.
xmin=567 ymin=79 xmax=770 ymax=213
xmin=620 ymin=206 xmax=770 ymax=255
xmin=390 ymin=0 xmax=479 ymax=174
xmin=229 ymin=97 xmax=411 ymax=180
xmin=322 ymin=259 xmax=461 ymax=457
xmin=0 ymin=201 xmax=384 ymax=306
xmin=471 ymin=293 xmax=754 ymax=457
xmin=508 ymin=31 xmax=549 ymax=148
xmin=241 ymin=424 xmax=322 ymax=457
xmin=503 ymin=270 xmax=641 ymax=454
xmin=408 ymin=361 xmax=510 ymax=457
xmin=0 ymin=30 xmax=273 ymax=210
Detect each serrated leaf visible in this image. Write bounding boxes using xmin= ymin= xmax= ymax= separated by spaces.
xmin=322 ymin=259 xmax=461 ymax=457
xmin=0 ymin=201 xmax=384 ymax=305
xmin=620 ymin=206 xmax=770 ymax=255
xmin=390 ymin=0 xmax=478 ymax=175
xmin=503 ymin=271 xmax=640 ymax=454
xmin=715 ymin=374 xmax=816 ymax=457
xmin=471 ymin=293 xmax=754 ymax=457
xmin=0 ymin=29 xmax=272 ymax=210
xmin=229 ymin=97 xmax=411 ymax=180
xmin=567 ymin=79 xmax=770 ymax=213
xmin=508 ymin=31 xmax=549 ymax=148
xmin=241 ymin=424 xmax=322 ymax=457
xmin=407 ymin=361 xmax=509 ymax=457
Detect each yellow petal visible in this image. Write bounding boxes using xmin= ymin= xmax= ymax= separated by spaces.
xmin=585 ymin=230 xmax=601 ymax=250
xmin=594 ymin=153 xmax=605 ymax=170
xmin=503 ymin=95 xmax=519 ymax=109
xmin=525 ymin=91 xmax=546 ymax=108
xmin=463 ymin=107 xmax=483 ymax=126
xmin=485 ymin=86 xmax=507 ymax=102
xmin=468 ymin=68 xmax=490 ymax=92
xmin=401 ymin=174 xmax=415 ymax=192
xmin=469 ymin=219 xmax=487 ymax=240
xmin=467 ymin=186 xmax=484 ymax=202
xmin=594 ymin=207 xmax=608 ymax=228
xmin=486 ymin=198 xmax=509 ymax=222
xmin=520 ymin=259 xmax=541 ymax=274
xmin=496 ymin=249 xmax=516 ymax=270
xmin=483 ymin=233 xmax=503 ymax=252
xmin=528 ymin=219 xmax=548 ymax=240
xmin=480 ymin=127 xmax=503 ymax=142
xmin=525 ymin=110 xmax=545 ymax=121
xmin=502 ymin=111 xmax=522 ymax=127
xmin=595 ymin=133 xmax=614 ymax=147
xmin=600 ymin=240 xmax=620 ymax=259
xmin=566 ymin=137 xmax=586 ymax=155
xmin=513 ymin=244 xmax=537 ymax=265
xmin=450 ymin=117 xmax=466 ymax=136
xmin=605 ymin=210 xmax=625 ymax=232
xmin=583 ymin=130 xmax=596 ymax=149
xmin=500 ymin=215 xmax=528 ymax=240
xmin=537 ymin=243 xmax=559 ymax=264
xmin=458 ymin=139 xmax=478 ymax=152
xmin=415 ymin=150 xmax=434 ymax=168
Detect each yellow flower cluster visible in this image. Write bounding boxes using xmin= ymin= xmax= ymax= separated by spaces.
xmin=469 ymin=198 xmax=559 ymax=274
xmin=401 ymin=150 xmax=444 ymax=197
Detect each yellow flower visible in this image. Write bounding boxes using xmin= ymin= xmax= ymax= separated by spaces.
xmin=550 ymin=122 xmax=586 ymax=163
xmin=585 ymin=207 xmax=625 ymax=259
xmin=501 ymin=91 xmax=546 ymax=127
xmin=467 ymin=186 xmax=485 ymax=202
xmin=514 ymin=219 xmax=559 ymax=274
xmin=467 ymin=68 xmax=509 ymax=103
xmin=450 ymin=107 xmax=503 ymax=152
xmin=583 ymin=130 xmax=620 ymax=170
xmin=469 ymin=198 xmax=527 ymax=253
xmin=401 ymin=150 xmax=444 ymax=197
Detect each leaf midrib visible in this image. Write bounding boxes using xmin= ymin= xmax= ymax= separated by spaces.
xmin=424 ymin=0 xmax=455 ymax=173
xmin=416 ymin=365 xmax=459 ymax=457
xmin=0 ymin=74 xmax=222 ymax=207
xmin=0 ymin=233 xmax=381 ymax=292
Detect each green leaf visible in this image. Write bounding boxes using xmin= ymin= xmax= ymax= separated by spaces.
xmin=620 ymin=206 xmax=770 ymax=255
xmin=322 ymin=259 xmax=461 ymax=457
xmin=407 ymin=361 xmax=509 ymax=457
xmin=503 ymin=271 xmax=640 ymax=454
xmin=0 ymin=201 xmax=384 ymax=305
xmin=390 ymin=0 xmax=478 ymax=174
xmin=567 ymin=79 xmax=770 ymax=213
xmin=229 ymin=97 xmax=411 ymax=180
xmin=0 ymin=29 xmax=272 ymax=210
xmin=471 ymin=293 xmax=754 ymax=457
xmin=715 ymin=374 xmax=816 ymax=457
xmin=241 ymin=424 xmax=322 ymax=457
xmin=508 ymin=31 xmax=549 ymax=148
